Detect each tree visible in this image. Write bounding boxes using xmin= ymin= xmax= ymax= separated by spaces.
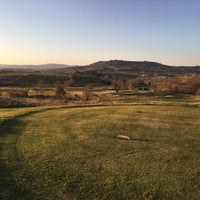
xmin=83 ymin=85 xmax=93 ymax=101
xmin=126 ymin=78 xmax=145 ymax=90
xmin=111 ymin=79 xmax=123 ymax=93
xmin=37 ymin=80 xmax=45 ymax=96
xmin=133 ymin=77 xmax=145 ymax=87
xmin=166 ymin=77 xmax=179 ymax=92
xmin=9 ymin=87 xmax=29 ymax=98
xmin=54 ymin=81 xmax=66 ymax=98
xmin=64 ymin=79 xmax=75 ymax=89
xmin=126 ymin=79 xmax=135 ymax=90
xmin=64 ymin=74 xmax=75 ymax=89
xmin=187 ymin=74 xmax=200 ymax=94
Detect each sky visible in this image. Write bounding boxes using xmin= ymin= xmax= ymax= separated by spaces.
xmin=0 ymin=0 xmax=200 ymax=66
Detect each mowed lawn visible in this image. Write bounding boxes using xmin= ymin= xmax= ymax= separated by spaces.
xmin=0 ymin=105 xmax=200 ymax=199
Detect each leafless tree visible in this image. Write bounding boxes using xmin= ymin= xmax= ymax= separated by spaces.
xmin=37 ymin=80 xmax=45 ymax=96
xmin=65 ymin=74 xmax=75 ymax=89
xmin=166 ymin=77 xmax=179 ymax=92
xmin=83 ymin=85 xmax=93 ymax=101
xmin=54 ymin=81 xmax=66 ymax=98
xmin=111 ymin=79 xmax=124 ymax=93
xmin=187 ymin=74 xmax=200 ymax=94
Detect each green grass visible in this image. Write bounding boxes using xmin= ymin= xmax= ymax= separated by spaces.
xmin=0 ymin=105 xmax=200 ymax=199
xmin=0 ymin=107 xmax=41 ymax=125
xmin=0 ymin=106 xmax=58 ymax=126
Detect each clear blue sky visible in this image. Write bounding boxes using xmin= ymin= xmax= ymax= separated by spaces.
xmin=0 ymin=0 xmax=200 ymax=66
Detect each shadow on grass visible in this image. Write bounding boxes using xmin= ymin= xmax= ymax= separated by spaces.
xmin=0 ymin=118 xmax=34 ymax=200
xmin=119 ymin=91 xmax=192 ymax=100
xmin=129 ymin=138 xmax=156 ymax=142
xmin=119 ymin=91 xmax=163 ymax=97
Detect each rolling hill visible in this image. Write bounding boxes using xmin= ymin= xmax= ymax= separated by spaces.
xmin=78 ymin=60 xmax=200 ymax=74
xmin=1 ymin=60 xmax=200 ymax=75
xmin=0 ymin=60 xmax=200 ymax=86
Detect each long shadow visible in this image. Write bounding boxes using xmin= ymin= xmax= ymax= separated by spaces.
xmin=119 ymin=92 xmax=163 ymax=97
xmin=0 ymin=106 xmax=68 ymax=131
xmin=0 ymin=118 xmax=34 ymax=199
xmin=0 ymin=105 xmax=102 ymax=199
xmin=129 ymin=138 xmax=156 ymax=142
xmin=119 ymin=91 xmax=192 ymax=100
xmin=0 ymin=106 xmax=74 ymax=199
xmin=0 ymin=105 xmax=113 ymax=130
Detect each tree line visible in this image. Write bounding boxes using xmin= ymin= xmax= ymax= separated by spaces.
xmin=4 ymin=74 xmax=200 ymax=101
xmin=111 ymin=74 xmax=200 ymax=94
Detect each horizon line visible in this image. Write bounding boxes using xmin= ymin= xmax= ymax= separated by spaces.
xmin=0 ymin=59 xmax=200 ymax=67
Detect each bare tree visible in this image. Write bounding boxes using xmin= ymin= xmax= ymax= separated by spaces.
xmin=37 ymin=80 xmax=45 ymax=96
xmin=65 ymin=74 xmax=75 ymax=89
xmin=83 ymin=85 xmax=93 ymax=101
xmin=9 ymin=87 xmax=29 ymax=98
xmin=111 ymin=79 xmax=123 ymax=93
xmin=187 ymin=74 xmax=200 ymax=94
xmin=54 ymin=81 xmax=66 ymax=98
xmin=166 ymin=77 xmax=179 ymax=92
xmin=64 ymin=79 xmax=75 ymax=90
xmin=126 ymin=79 xmax=135 ymax=90
xmin=126 ymin=78 xmax=145 ymax=90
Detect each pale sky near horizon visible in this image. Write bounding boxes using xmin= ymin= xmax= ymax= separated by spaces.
xmin=0 ymin=0 xmax=200 ymax=66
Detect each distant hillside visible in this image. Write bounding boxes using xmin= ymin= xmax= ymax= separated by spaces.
xmin=0 ymin=60 xmax=200 ymax=87
xmin=1 ymin=60 xmax=200 ymax=75
xmin=0 ymin=63 xmax=73 ymax=70
xmin=80 ymin=60 xmax=200 ymax=74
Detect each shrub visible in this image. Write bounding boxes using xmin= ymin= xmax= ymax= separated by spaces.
xmin=9 ymin=88 xmax=29 ymax=98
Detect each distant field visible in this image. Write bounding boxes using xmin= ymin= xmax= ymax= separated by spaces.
xmin=1 ymin=85 xmax=200 ymax=108
xmin=0 ymin=105 xmax=199 ymax=199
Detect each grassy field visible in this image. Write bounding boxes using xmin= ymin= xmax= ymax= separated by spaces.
xmin=0 ymin=105 xmax=200 ymax=199
xmin=0 ymin=106 xmax=61 ymax=125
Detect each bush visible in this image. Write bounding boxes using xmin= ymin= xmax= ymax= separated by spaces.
xmin=9 ymin=88 xmax=29 ymax=98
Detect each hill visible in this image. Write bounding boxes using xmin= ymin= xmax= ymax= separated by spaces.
xmin=0 ymin=60 xmax=200 ymax=86
xmin=1 ymin=60 xmax=200 ymax=74
xmin=78 ymin=60 xmax=200 ymax=75
xmin=70 ymin=60 xmax=200 ymax=84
